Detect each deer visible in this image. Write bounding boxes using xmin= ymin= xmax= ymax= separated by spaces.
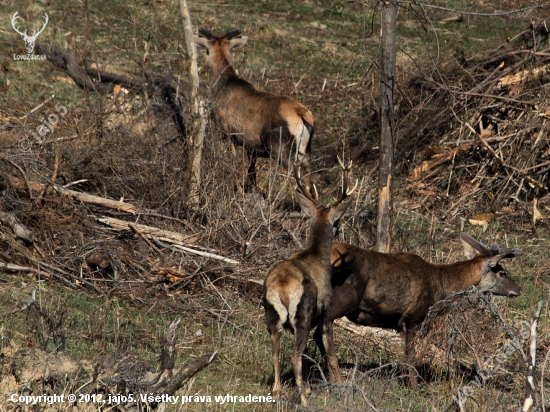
xmin=263 ymin=158 xmax=357 ymax=406
xmin=327 ymin=232 xmax=522 ymax=383
xmin=194 ymin=28 xmax=315 ymax=195
xmin=11 ymin=11 xmax=49 ymax=55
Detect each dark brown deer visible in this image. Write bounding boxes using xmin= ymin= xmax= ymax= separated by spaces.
xmin=195 ymin=28 xmax=315 ymax=194
xmin=263 ymin=159 xmax=357 ymax=406
xmin=327 ymin=233 xmax=522 ymax=381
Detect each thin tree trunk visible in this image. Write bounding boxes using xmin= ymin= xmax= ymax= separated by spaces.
xmin=376 ymin=0 xmax=397 ymax=253
xmin=179 ymin=0 xmax=206 ymax=206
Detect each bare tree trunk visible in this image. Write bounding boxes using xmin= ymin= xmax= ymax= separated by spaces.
xmin=179 ymin=0 xmax=207 ymax=206
xmin=376 ymin=0 xmax=397 ymax=253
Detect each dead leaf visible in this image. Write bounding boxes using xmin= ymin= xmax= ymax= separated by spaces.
xmin=113 ymin=84 xmax=122 ymax=95
xmin=469 ymin=219 xmax=489 ymax=232
xmin=498 ymin=65 xmax=550 ymax=89
xmin=479 ymin=128 xmax=493 ymax=139
xmin=55 ymin=76 xmax=73 ymax=84
xmin=166 ymin=274 xmax=183 ymax=282
xmin=310 ymin=22 xmax=327 ymax=30
xmin=472 ymin=213 xmax=494 ymax=223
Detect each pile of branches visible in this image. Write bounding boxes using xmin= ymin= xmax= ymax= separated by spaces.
xmin=396 ymin=22 xmax=550 ymax=216
xmin=415 ymin=289 xmax=528 ymax=390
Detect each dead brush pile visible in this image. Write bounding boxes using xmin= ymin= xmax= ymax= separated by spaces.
xmin=414 ymin=289 xmax=531 ymax=406
xmin=395 ymin=22 xmax=550 ymax=220
xmin=0 ymin=85 xmax=317 ymax=302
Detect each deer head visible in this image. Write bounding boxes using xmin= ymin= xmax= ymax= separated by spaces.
xmin=294 ymin=156 xmax=358 ymax=234
xmin=11 ymin=11 xmax=49 ymax=55
xmin=460 ymin=232 xmax=522 ymax=297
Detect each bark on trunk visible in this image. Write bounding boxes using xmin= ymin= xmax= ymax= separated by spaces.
xmin=179 ymin=0 xmax=207 ymax=206
xmin=376 ymin=0 xmax=398 ymax=253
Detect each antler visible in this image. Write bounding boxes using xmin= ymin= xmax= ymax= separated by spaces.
xmin=489 ymin=243 xmax=522 ymax=258
xmin=11 ymin=12 xmax=27 ymax=37
xmin=294 ymin=162 xmax=318 ymax=204
xmin=223 ymin=29 xmax=242 ymax=40
xmin=327 ymin=156 xmax=358 ymax=208
xmin=460 ymin=233 xmax=522 ymax=258
xmin=198 ymin=28 xmax=214 ymax=39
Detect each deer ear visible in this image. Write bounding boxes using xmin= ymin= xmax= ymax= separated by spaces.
xmin=328 ymin=197 xmax=352 ymax=224
xmin=229 ymin=36 xmax=248 ymax=49
xmin=295 ymin=191 xmax=318 ymax=218
xmin=194 ymin=36 xmax=210 ymax=49
xmin=461 ymin=237 xmax=477 ymax=260
xmin=488 ymin=255 xmax=504 ymax=268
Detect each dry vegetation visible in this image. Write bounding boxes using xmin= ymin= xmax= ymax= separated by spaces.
xmin=1 ymin=0 xmax=550 ymax=410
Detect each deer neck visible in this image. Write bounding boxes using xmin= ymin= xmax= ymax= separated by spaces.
xmin=439 ymin=258 xmax=483 ymax=296
xmin=209 ymin=52 xmax=237 ymax=83
xmin=305 ymin=221 xmax=334 ymax=265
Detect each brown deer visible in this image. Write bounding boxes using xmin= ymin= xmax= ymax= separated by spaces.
xmin=194 ymin=28 xmax=315 ymax=194
xmin=328 ymin=233 xmax=522 ymax=381
xmin=263 ymin=158 xmax=357 ymax=406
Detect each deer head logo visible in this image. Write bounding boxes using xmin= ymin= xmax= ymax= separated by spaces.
xmin=11 ymin=11 xmax=49 ymax=55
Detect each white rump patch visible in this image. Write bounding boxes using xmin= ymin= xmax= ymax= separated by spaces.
xmin=292 ymin=121 xmax=310 ymax=163
xmin=266 ymin=288 xmax=289 ymax=333
xmin=287 ymin=286 xmax=304 ymax=330
xmin=265 ymin=284 xmax=304 ymax=332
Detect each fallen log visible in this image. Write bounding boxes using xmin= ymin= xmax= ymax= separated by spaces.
xmin=6 ymin=175 xmax=137 ymax=213
xmin=97 ymin=216 xmax=196 ymax=246
xmin=4 ymin=174 xmax=239 ymax=265
xmin=334 ymin=318 xmax=476 ymax=371
xmin=98 ymin=217 xmax=238 ymax=264
xmin=34 ymin=39 xmax=188 ymax=138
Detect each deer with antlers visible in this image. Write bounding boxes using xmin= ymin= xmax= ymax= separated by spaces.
xmin=194 ymin=28 xmax=315 ymax=194
xmin=11 ymin=11 xmax=49 ymax=55
xmin=328 ymin=232 xmax=523 ymax=383
xmin=263 ymin=158 xmax=357 ymax=406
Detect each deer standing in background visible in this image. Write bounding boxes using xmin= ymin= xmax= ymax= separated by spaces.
xmin=328 ymin=233 xmax=522 ymax=383
xmin=194 ymin=28 xmax=315 ymax=195
xmin=263 ymin=159 xmax=357 ymax=406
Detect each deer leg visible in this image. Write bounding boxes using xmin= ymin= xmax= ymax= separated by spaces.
xmin=404 ymin=327 xmax=419 ymax=387
xmin=398 ymin=316 xmax=419 ymax=388
xmin=245 ymin=148 xmax=257 ymax=192
xmin=291 ymin=326 xmax=311 ymax=406
xmin=322 ymin=319 xmax=342 ymax=383
xmin=270 ymin=330 xmax=282 ymax=399
xmin=313 ymin=323 xmax=326 ymax=358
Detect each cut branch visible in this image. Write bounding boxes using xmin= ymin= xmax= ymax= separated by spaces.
xmin=151 ymin=236 xmax=239 ymax=265
xmin=0 ymin=212 xmax=34 ymax=243
xmin=97 ymin=216 xmax=197 ymax=245
xmin=522 ymin=300 xmax=546 ymax=412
